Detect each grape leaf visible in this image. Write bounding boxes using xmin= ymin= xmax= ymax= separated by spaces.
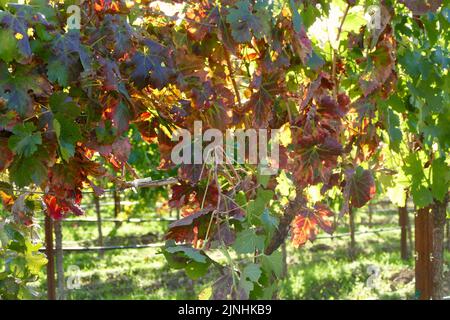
xmin=403 ymin=154 xmax=434 ymax=208
xmin=165 ymin=245 xmax=208 ymax=263
xmin=226 ymin=0 xmax=270 ymax=43
xmin=0 ymin=64 xmax=52 ymax=117
xmin=129 ymin=39 xmax=174 ymax=90
xmin=53 ymin=117 xmax=82 ymax=161
xmin=47 ymin=31 xmax=89 ymax=86
xmin=261 ymin=250 xmax=283 ymax=278
xmin=243 ymin=263 xmax=262 ymax=282
xmin=185 ymin=260 xmax=210 ymax=280
xmin=384 ymin=107 xmax=402 ymax=152
xmin=8 ymin=123 xmax=42 ymax=157
xmin=399 ymin=0 xmax=443 ymax=15
xmin=0 ymin=29 xmax=18 ymax=63
xmin=347 ymin=167 xmax=376 ymax=208
xmin=0 ymin=9 xmax=32 ymax=63
xmin=291 ymin=203 xmax=334 ymax=247
xmin=0 ymin=137 xmax=14 ymax=170
xmin=49 ymin=92 xmax=80 ymax=118
xmin=9 ymin=155 xmax=47 ymax=187
xmin=431 ymin=157 xmax=449 ymax=202
xmin=233 ymin=229 xmax=265 ymax=254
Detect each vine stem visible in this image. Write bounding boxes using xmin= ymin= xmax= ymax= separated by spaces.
xmin=336 ymin=4 xmax=351 ymax=43
xmin=332 ymin=3 xmax=351 ymax=98
xmin=224 ymin=48 xmax=243 ymax=111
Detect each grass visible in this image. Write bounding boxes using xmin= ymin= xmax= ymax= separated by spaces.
xmin=31 ymin=203 xmax=450 ymax=300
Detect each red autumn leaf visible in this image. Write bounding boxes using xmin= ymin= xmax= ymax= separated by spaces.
xmin=43 ymin=195 xmax=64 ymax=220
xmin=158 ymin=129 xmax=176 ymax=170
xmin=291 ymin=203 xmax=334 ymax=247
xmin=110 ymin=137 xmax=131 ymax=168
xmin=0 ymin=137 xmax=13 ymax=170
xmin=246 ymin=71 xmax=285 ymax=129
xmin=292 ymin=26 xmax=312 ymax=64
xmin=135 ymin=115 xmax=158 ymax=143
xmin=169 ymin=183 xmax=195 ymax=208
xmin=359 ymin=31 xmax=396 ymax=97
xmin=165 ymin=207 xmax=214 ymax=245
xmin=346 ymin=167 xmax=376 ymax=208
xmin=317 ymin=137 xmax=344 ymax=158
xmin=169 ymin=182 xmax=219 ymax=209
xmin=185 ymin=1 xmax=219 ymax=41
xmin=94 ymin=0 xmax=124 ymax=14
xmin=178 ymin=164 xmax=206 ymax=185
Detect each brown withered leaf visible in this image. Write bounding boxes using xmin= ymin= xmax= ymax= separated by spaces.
xmin=399 ymin=0 xmax=442 ymax=15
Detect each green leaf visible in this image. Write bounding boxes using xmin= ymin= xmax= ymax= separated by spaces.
xmin=289 ymin=0 xmax=303 ymax=33
xmin=275 ymin=170 xmax=294 ymax=197
xmin=9 ymin=156 xmax=47 ymax=187
xmin=261 ymin=250 xmax=283 ymax=278
xmin=233 ymin=229 xmax=265 ymax=254
xmin=53 ymin=117 xmax=82 ymax=161
xmin=257 ymin=168 xmax=270 ymax=188
xmin=242 ymin=263 xmax=261 ymax=282
xmin=260 ymin=209 xmax=278 ymax=235
xmin=411 ymin=184 xmax=434 ymax=208
xmin=235 ymin=191 xmax=247 ymax=209
xmin=384 ymin=108 xmax=402 ymax=151
xmin=165 ymin=246 xmax=207 ymax=263
xmin=47 ymin=60 xmax=69 ymax=87
xmin=185 ymin=260 xmax=210 ymax=280
xmin=0 ymin=10 xmax=32 ymax=63
xmin=431 ymin=157 xmax=449 ymax=202
xmin=49 ymin=92 xmax=80 ymax=118
xmin=386 ymin=94 xmax=406 ymax=113
xmin=239 ymin=278 xmax=254 ymax=297
xmin=8 ymin=123 xmax=42 ymax=157
xmin=0 ymin=64 xmax=51 ymax=117
xmin=247 ymin=188 xmax=274 ymax=224
xmin=300 ymin=3 xmax=320 ymax=29
xmin=0 ymin=29 xmax=18 ymax=63
xmin=24 ymin=241 xmax=47 ymax=274
xmin=386 ymin=183 xmax=408 ymax=207
xmin=403 ymin=154 xmax=433 ymax=208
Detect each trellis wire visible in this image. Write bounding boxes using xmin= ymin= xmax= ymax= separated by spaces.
xmin=39 ymin=242 xmax=165 ymax=253
xmin=36 ymin=217 xmax=177 ymax=223
xmin=40 ymin=226 xmax=406 ymax=253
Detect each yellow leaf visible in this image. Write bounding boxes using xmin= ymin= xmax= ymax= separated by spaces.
xmin=198 ymin=287 xmax=212 ymax=300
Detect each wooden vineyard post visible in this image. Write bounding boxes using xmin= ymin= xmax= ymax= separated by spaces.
xmin=399 ymin=205 xmax=409 ymax=260
xmin=281 ymin=242 xmax=287 ymax=279
xmin=431 ymin=197 xmax=448 ymax=300
xmin=113 ymin=186 xmax=121 ymax=227
xmin=447 ymin=218 xmax=450 ymax=251
xmin=407 ymin=209 xmax=413 ymax=256
xmin=94 ymin=195 xmax=104 ymax=257
xmin=368 ymin=203 xmax=373 ymax=228
xmin=54 ymin=220 xmax=65 ymax=300
xmin=349 ymin=206 xmax=356 ymax=260
xmin=415 ymin=207 xmax=433 ymax=300
xmin=44 ymin=214 xmax=56 ymax=300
